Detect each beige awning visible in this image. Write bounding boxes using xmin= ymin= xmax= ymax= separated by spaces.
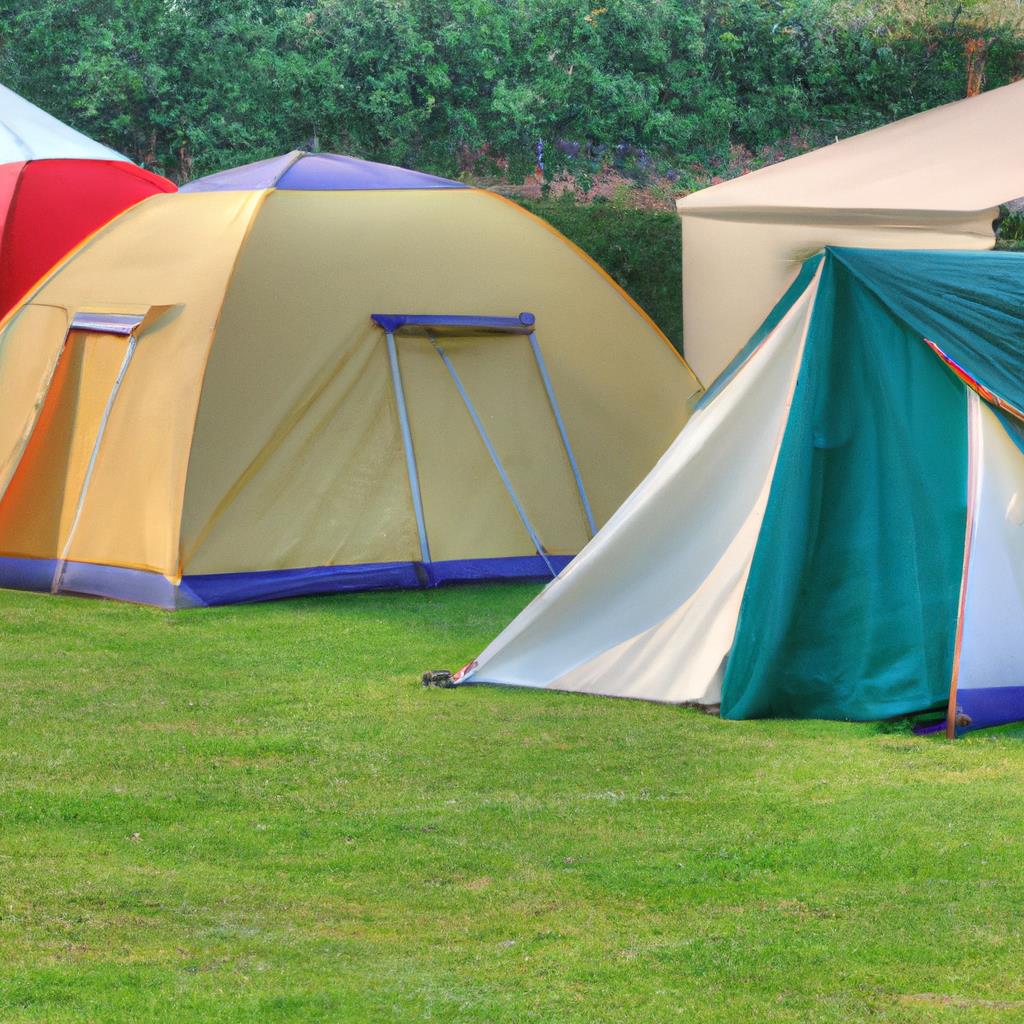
xmin=678 ymin=79 xmax=1024 ymax=385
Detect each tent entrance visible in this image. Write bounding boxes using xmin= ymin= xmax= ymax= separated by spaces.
xmin=371 ymin=313 xmax=595 ymax=571
xmin=0 ymin=312 xmax=142 ymax=587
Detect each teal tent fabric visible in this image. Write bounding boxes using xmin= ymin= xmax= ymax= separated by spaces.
xmin=831 ymin=247 xmax=1024 ymax=415
xmin=721 ymin=252 xmax=968 ymax=721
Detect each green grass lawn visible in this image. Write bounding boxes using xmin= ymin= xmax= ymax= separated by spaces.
xmin=2 ymin=584 xmax=1024 ymax=1023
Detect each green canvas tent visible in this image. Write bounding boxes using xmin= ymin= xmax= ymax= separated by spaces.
xmin=454 ymin=247 xmax=1024 ymax=737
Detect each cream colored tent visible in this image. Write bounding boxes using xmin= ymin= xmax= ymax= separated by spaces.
xmin=0 ymin=151 xmax=698 ymax=607
xmin=678 ymin=80 xmax=1024 ymax=385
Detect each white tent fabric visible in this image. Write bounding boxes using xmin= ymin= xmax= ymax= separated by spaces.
xmin=455 ymin=269 xmax=820 ymax=703
xmin=956 ymin=397 xmax=1024 ymax=703
xmin=0 ymin=84 xmax=128 ymax=163
xmin=678 ymin=80 xmax=1024 ymax=385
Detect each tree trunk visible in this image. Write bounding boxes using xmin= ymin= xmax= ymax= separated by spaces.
xmin=966 ymin=37 xmax=987 ymax=97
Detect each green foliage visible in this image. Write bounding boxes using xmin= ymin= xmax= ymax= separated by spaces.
xmin=0 ymin=0 xmax=1020 ymax=182
xmin=4 ymin=584 xmax=1024 ymax=1021
xmin=517 ymin=196 xmax=682 ymax=349
xmin=997 ymin=211 xmax=1024 ymax=250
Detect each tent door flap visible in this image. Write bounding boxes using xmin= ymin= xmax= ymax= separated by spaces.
xmin=51 ymin=312 xmax=144 ymax=592
xmin=373 ymin=312 xmax=594 ymax=568
xmin=428 ymin=333 xmax=556 ymax=576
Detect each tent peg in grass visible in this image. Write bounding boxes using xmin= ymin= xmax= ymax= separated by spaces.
xmin=422 ymin=670 xmax=455 ymax=689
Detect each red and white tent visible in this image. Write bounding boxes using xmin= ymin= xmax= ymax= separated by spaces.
xmin=0 ymin=84 xmax=174 ymax=319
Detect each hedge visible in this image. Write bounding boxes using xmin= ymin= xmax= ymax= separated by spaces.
xmin=519 ymin=202 xmax=1024 ymax=360
xmin=515 ymin=196 xmax=682 ymax=353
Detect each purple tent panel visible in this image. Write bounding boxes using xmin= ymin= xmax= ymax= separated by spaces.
xmin=182 ymin=150 xmax=468 ymax=193
xmin=0 ymin=554 xmax=572 ymax=608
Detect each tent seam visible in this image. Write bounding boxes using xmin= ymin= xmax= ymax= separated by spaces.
xmin=718 ymin=261 xmax=824 ymax=718
xmin=174 ymin=188 xmax=272 ymax=579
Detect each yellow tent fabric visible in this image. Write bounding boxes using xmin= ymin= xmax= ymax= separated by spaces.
xmin=0 ymin=169 xmax=698 ymax=607
xmin=678 ymin=79 xmax=1024 ymax=385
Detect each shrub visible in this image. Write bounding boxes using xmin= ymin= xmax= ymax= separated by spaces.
xmin=997 ymin=211 xmax=1024 ymax=250
xmin=516 ymin=196 xmax=682 ymax=352
xmin=2 ymin=0 xmax=1021 ymax=183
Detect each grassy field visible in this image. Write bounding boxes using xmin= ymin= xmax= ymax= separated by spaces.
xmin=2 ymin=584 xmax=1024 ymax=1023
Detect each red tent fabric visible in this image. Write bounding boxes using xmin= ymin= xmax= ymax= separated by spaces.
xmin=0 ymin=159 xmax=175 ymax=321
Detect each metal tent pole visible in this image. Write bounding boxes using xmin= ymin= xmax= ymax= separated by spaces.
xmin=385 ymin=329 xmax=431 ymax=563
xmin=527 ymin=331 xmax=596 ymax=538
xmin=429 ymin=335 xmax=557 ymax=578
xmin=52 ymin=331 xmax=139 ymax=594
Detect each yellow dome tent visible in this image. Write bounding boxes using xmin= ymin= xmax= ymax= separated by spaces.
xmin=0 ymin=151 xmax=698 ymax=607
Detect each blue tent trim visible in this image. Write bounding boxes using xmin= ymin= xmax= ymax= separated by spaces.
xmin=0 ymin=555 xmax=572 ymax=609
xmin=956 ymin=686 xmax=1024 ymax=733
xmin=0 ymin=557 xmax=180 ymax=607
xmin=371 ymin=312 xmax=536 ymax=335
xmin=182 ymin=150 xmax=468 ymax=193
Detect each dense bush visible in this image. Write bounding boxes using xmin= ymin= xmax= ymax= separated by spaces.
xmin=997 ymin=211 xmax=1024 ymax=250
xmin=0 ymin=1 xmax=1020 ymax=184
xmin=0 ymin=1 xmax=1017 ymax=354
xmin=522 ymin=200 xmax=1024 ymax=356
xmin=517 ymin=196 xmax=682 ymax=350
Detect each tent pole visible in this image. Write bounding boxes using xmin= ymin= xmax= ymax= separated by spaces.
xmin=945 ymin=669 xmax=960 ymax=740
xmin=527 ymin=331 xmax=597 ymax=538
xmin=429 ymin=335 xmax=557 ymax=577
xmin=385 ymin=329 xmax=431 ymax=563
xmin=946 ymin=391 xmax=981 ymax=739
xmin=53 ymin=331 xmax=139 ymax=594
